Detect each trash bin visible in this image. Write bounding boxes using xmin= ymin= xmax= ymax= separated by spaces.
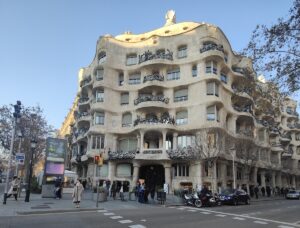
xmin=157 ymin=191 xmax=166 ymax=204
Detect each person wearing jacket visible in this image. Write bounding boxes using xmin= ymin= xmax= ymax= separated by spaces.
xmin=72 ymin=179 xmax=84 ymax=208
xmin=7 ymin=176 xmax=20 ymax=200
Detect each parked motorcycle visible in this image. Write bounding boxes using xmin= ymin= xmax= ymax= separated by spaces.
xmin=198 ymin=193 xmax=222 ymax=207
xmin=184 ymin=192 xmax=202 ymax=208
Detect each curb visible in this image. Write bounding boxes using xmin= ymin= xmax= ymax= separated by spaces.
xmin=16 ymin=208 xmax=102 ymax=215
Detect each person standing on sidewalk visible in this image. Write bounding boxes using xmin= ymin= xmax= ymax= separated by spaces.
xmin=7 ymin=176 xmax=20 ymax=200
xmin=72 ymin=180 xmax=84 ymax=208
xmin=254 ymin=185 xmax=259 ymax=199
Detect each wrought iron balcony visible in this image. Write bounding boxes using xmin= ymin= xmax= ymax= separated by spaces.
xmin=231 ymin=85 xmax=252 ymax=95
xmin=286 ymin=109 xmax=299 ymax=116
xmin=256 ymin=118 xmax=269 ymax=127
xmin=143 ymin=149 xmax=163 ymax=154
xmin=74 ymin=111 xmax=90 ymax=120
xmin=78 ymin=97 xmax=89 ymax=103
xmin=232 ymin=104 xmax=252 ymax=114
xmin=200 ymin=43 xmax=224 ymax=54
xmin=232 ymin=67 xmax=246 ymax=75
xmin=133 ymin=112 xmax=175 ymax=126
xmin=167 ymin=146 xmax=199 ymax=160
xmin=80 ymin=76 xmax=92 ymax=87
xmin=73 ymin=127 xmax=89 ymax=138
xmin=138 ymin=49 xmax=173 ymax=64
xmin=134 ymin=95 xmax=169 ymax=105
xmin=143 ymin=74 xmax=164 ymax=83
xmin=236 ymin=129 xmax=254 ymax=137
xmin=108 ymin=150 xmax=136 ymax=160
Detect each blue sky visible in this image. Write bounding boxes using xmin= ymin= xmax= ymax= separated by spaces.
xmin=0 ymin=0 xmax=295 ymax=129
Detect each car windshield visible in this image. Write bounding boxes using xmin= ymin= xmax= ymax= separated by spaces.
xmin=221 ymin=189 xmax=234 ymax=195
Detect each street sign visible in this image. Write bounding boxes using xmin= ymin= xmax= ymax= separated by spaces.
xmin=16 ymin=153 xmax=25 ymax=165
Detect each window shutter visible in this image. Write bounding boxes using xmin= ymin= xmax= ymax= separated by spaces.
xmin=176 ymin=110 xmax=188 ymax=119
xmin=121 ymin=93 xmax=129 ymax=104
xmin=207 ymin=82 xmax=214 ymax=95
xmin=122 ymin=113 xmax=132 ymax=125
xmin=174 ymin=89 xmax=188 ymax=98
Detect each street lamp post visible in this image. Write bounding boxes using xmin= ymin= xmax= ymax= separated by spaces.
xmin=230 ymin=148 xmax=236 ymax=190
xmin=3 ymin=101 xmax=21 ymax=205
xmin=15 ymin=130 xmax=23 ymax=176
xmin=25 ymin=139 xmax=37 ymax=202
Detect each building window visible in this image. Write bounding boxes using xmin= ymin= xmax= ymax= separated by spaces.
xmin=122 ymin=113 xmax=132 ymax=127
xmin=118 ymin=138 xmax=137 ymax=152
xmin=128 ymin=72 xmax=141 ymax=85
xmin=126 ymin=54 xmax=137 ymax=66
xmin=95 ymin=112 xmax=105 ymax=125
xmin=296 ymin=133 xmax=300 ymax=141
xmin=207 ymin=105 xmax=219 ymax=121
xmin=95 ymin=90 xmax=104 ymax=102
xmin=220 ymin=72 xmax=227 ymax=84
xmin=206 ymin=82 xmax=219 ymax=96
xmin=258 ymin=129 xmax=265 ymax=141
xmin=173 ymin=164 xmax=189 ymax=177
xmin=91 ymin=135 xmax=105 ymax=149
xmin=120 ymin=92 xmax=129 ymax=105
xmin=224 ymin=53 xmax=228 ymax=63
xmin=176 ymin=110 xmax=188 ymax=125
xmin=237 ymin=167 xmax=242 ymax=180
xmin=167 ymin=68 xmax=180 ymax=81
xmin=174 ymin=88 xmax=188 ymax=102
xmin=226 ymin=165 xmax=232 ymax=177
xmin=119 ymin=73 xmax=124 ymax=86
xmin=177 ymin=135 xmax=195 ymax=148
xmin=204 ymin=161 xmax=209 ymax=176
xmin=192 ymin=65 xmax=197 ymax=77
xmin=286 ymin=106 xmax=293 ymax=114
xmin=95 ymin=69 xmax=104 ymax=81
xmin=98 ymin=51 xmax=106 ymax=64
xmin=177 ymin=45 xmax=187 ymax=58
xmin=205 ymin=61 xmax=217 ymax=74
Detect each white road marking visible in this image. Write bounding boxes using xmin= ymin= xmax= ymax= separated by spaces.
xmin=254 ymin=221 xmax=268 ymax=225
xmin=278 ymin=226 xmax=295 ymax=228
xmin=177 ymin=207 xmax=186 ymax=210
xmin=233 ymin=217 xmax=245 ymax=221
xmin=188 ymin=209 xmax=197 ymax=212
xmin=110 ymin=216 xmax=123 ymax=219
xmin=140 ymin=219 xmax=147 ymax=222
xmin=119 ymin=220 xmax=133 ymax=224
xmin=185 ymin=207 xmax=300 ymax=228
xmin=104 ymin=212 xmax=115 ymax=216
xmin=201 ymin=212 xmax=211 ymax=215
xmin=97 ymin=210 xmax=107 ymax=213
xmin=215 ymin=214 xmax=227 ymax=217
xmin=129 ymin=225 xmax=146 ymax=228
xmin=168 ymin=207 xmax=175 ymax=209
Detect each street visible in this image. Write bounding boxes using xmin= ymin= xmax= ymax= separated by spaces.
xmin=1 ymin=199 xmax=300 ymax=228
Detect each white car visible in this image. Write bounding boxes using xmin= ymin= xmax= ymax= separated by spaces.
xmin=286 ymin=190 xmax=300 ymax=200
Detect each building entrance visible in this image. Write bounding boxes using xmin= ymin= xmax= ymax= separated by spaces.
xmin=139 ymin=165 xmax=165 ymax=190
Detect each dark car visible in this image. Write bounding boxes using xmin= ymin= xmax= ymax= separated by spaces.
xmin=219 ymin=189 xmax=250 ymax=205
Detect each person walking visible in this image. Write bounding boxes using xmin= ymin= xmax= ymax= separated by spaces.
xmin=254 ymin=185 xmax=259 ymax=199
xmin=72 ymin=180 xmax=84 ymax=208
xmin=120 ymin=183 xmax=125 ymax=201
xmin=54 ymin=177 xmax=62 ymax=199
xmin=266 ymin=186 xmax=271 ymax=197
xmin=261 ymin=186 xmax=266 ymax=197
xmin=7 ymin=176 xmax=20 ymax=200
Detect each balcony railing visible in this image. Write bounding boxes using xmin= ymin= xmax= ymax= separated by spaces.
xmin=108 ymin=150 xmax=136 ymax=160
xmin=138 ymin=49 xmax=173 ymax=64
xmin=134 ymin=113 xmax=175 ymax=126
xmin=75 ymin=111 xmax=90 ymax=120
xmin=143 ymin=149 xmax=163 ymax=154
xmin=236 ymin=129 xmax=254 ymax=137
xmin=143 ymin=74 xmax=164 ymax=83
xmin=232 ymin=104 xmax=252 ymax=114
xmin=280 ymin=133 xmax=292 ymax=140
xmin=287 ymin=123 xmax=300 ymax=129
xmin=286 ymin=109 xmax=299 ymax=116
xmin=80 ymin=76 xmax=92 ymax=87
xmin=232 ymin=67 xmax=246 ymax=75
xmin=78 ymin=97 xmax=89 ymax=103
xmin=167 ymin=146 xmax=199 ymax=160
xmin=231 ymin=85 xmax=252 ymax=95
xmin=200 ymin=43 xmax=224 ymax=54
xmin=134 ymin=95 xmax=169 ymax=105
xmin=256 ymin=118 xmax=269 ymax=127
xmin=74 ymin=127 xmax=89 ymax=138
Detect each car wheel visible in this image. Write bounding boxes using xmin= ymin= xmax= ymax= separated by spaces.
xmin=194 ymin=200 xmax=202 ymax=208
xmin=245 ymin=198 xmax=250 ymax=205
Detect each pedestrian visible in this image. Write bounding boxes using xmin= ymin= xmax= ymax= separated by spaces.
xmin=120 ymin=183 xmax=125 ymax=201
xmin=82 ymin=179 xmax=87 ymax=189
xmin=266 ymin=186 xmax=271 ymax=197
xmin=261 ymin=186 xmax=266 ymax=197
xmin=110 ymin=181 xmax=116 ymax=200
xmin=254 ymin=185 xmax=259 ymax=199
xmin=7 ymin=176 xmax=20 ymax=200
xmin=54 ymin=177 xmax=62 ymax=199
xmin=72 ymin=179 xmax=84 ymax=208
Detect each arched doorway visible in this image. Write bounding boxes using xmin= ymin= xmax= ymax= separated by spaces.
xmin=139 ymin=165 xmax=165 ymax=190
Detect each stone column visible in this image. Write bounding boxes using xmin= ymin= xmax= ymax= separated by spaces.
xmin=164 ymin=163 xmax=172 ymax=193
xmin=276 ymin=172 xmax=282 ymax=188
xmin=194 ymin=161 xmax=203 ymax=190
xmin=272 ymin=171 xmax=276 ymax=188
xmin=137 ymin=135 xmax=141 ymax=151
xmin=132 ymin=162 xmax=140 ymax=190
xmin=140 ymin=131 xmax=144 ymax=152
xmin=260 ymin=170 xmax=266 ymax=188
xmin=220 ymin=162 xmax=227 ymax=189
xmin=108 ymin=161 xmax=116 ymax=181
xmin=211 ymin=161 xmax=218 ymax=193
xmin=112 ymin=135 xmax=118 ymax=152
xmin=162 ymin=130 xmax=167 ymax=154
xmin=252 ymin=167 xmax=258 ymax=185
xmin=172 ymin=132 xmax=178 ymax=150
xmin=123 ymin=70 xmax=128 ymax=86
xmin=277 ymin=152 xmax=281 ymax=167
xmin=292 ymin=175 xmax=296 ymax=188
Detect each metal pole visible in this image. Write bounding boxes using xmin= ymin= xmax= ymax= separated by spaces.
xmin=232 ymin=153 xmax=236 ymax=189
xmin=3 ymin=118 xmax=16 ymax=205
xmin=25 ymin=147 xmax=34 ymax=202
xmin=15 ymin=138 xmax=22 ymax=176
xmin=96 ymin=181 xmax=99 ymax=208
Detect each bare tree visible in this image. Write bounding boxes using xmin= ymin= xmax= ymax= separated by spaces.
xmin=0 ymin=104 xmax=54 ymax=177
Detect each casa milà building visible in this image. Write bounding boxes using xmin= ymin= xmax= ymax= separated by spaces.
xmin=69 ymin=11 xmax=300 ymax=193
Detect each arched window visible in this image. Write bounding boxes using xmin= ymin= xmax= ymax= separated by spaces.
xmin=95 ymin=68 xmax=104 ymax=81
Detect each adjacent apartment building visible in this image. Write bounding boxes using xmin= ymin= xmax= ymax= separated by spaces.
xmin=64 ymin=11 xmax=300 ymax=192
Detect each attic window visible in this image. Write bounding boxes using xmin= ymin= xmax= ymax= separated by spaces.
xmin=183 ymin=27 xmax=188 ymax=30
xmin=140 ymin=37 xmax=145 ymax=41
xmin=165 ymin=30 xmax=170 ymax=34
xmin=125 ymin=38 xmax=131 ymax=41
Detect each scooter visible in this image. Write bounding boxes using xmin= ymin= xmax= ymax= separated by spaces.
xmin=198 ymin=193 xmax=221 ymax=207
xmin=184 ymin=192 xmax=202 ymax=208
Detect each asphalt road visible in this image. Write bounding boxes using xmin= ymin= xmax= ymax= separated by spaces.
xmin=1 ymin=199 xmax=300 ymax=228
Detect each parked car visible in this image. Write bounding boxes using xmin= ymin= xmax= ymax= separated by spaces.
xmin=219 ymin=189 xmax=250 ymax=205
xmin=286 ymin=190 xmax=300 ymax=200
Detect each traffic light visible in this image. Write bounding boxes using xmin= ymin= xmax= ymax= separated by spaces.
xmin=13 ymin=100 xmax=22 ymax=118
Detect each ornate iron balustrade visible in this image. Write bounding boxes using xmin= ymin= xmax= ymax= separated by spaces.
xmin=200 ymin=43 xmax=224 ymax=53
xmin=134 ymin=95 xmax=169 ymax=105
xmin=256 ymin=118 xmax=269 ymax=127
xmin=232 ymin=67 xmax=246 ymax=75
xmin=138 ymin=49 xmax=173 ymax=64
xmin=280 ymin=132 xmax=292 ymax=140
xmin=143 ymin=149 xmax=162 ymax=154
xmin=78 ymin=97 xmax=89 ymax=103
xmin=167 ymin=146 xmax=199 ymax=160
xmin=133 ymin=113 xmax=175 ymax=126
xmin=231 ymin=85 xmax=252 ymax=95
xmin=80 ymin=76 xmax=92 ymax=87
xmin=74 ymin=111 xmax=90 ymax=120
xmin=143 ymin=74 xmax=164 ymax=83
xmin=269 ymin=126 xmax=280 ymax=134
xmin=232 ymin=104 xmax=252 ymax=114
xmin=108 ymin=150 xmax=136 ymax=160
xmin=236 ymin=129 xmax=254 ymax=137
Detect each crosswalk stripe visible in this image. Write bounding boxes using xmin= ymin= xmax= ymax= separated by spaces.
xmin=233 ymin=217 xmax=245 ymax=221
xmin=110 ymin=216 xmax=123 ymax=219
xmin=119 ymin=220 xmax=133 ymax=224
xmin=104 ymin=212 xmax=115 ymax=216
xmin=128 ymin=225 xmax=146 ymax=228
xmin=97 ymin=210 xmax=107 ymax=213
xmin=215 ymin=214 xmax=226 ymax=217
xmin=201 ymin=212 xmax=211 ymax=215
xmin=254 ymin=221 xmax=268 ymax=225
